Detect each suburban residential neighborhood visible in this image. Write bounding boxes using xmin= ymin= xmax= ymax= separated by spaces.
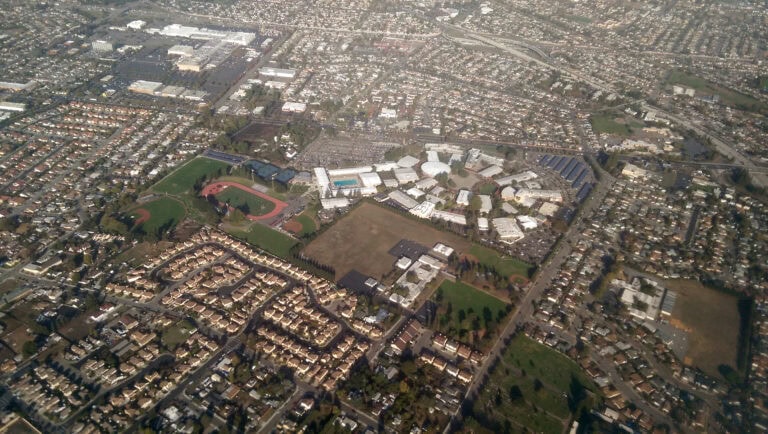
xmin=0 ymin=0 xmax=767 ymax=433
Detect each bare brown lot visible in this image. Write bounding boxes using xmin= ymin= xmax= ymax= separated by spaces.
xmin=304 ymin=202 xmax=472 ymax=280
xmin=667 ymin=279 xmax=739 ymax=378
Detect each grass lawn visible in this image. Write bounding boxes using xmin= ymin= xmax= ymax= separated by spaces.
xmin=113 ymin=241 xmax=175 ymax=266
xmin=151 ymin=157 xmax=230 ymax=195
xmin=215 ymin=186 xmax=276 ymax=216
xmin=589 ymin=114 xmax=633 ymax=136
xmin=465 ymin=334 xmax=597 ymax=433
xmin=504 ymin=335 xmax=595 ymax=393
xmin=469 ymin=245 xmax=532 ymax=278
xmin=432 ymin=280 xmax=510 ymax=350
xmin=229 ymin=223 xmax=298 ymax=259
xmin=295 ymin=213 xmax=317 ymax=236
xmin=565 ymin=14 xmax=592 ymax=24
xmin=162 ymin=319 xmax=196 ymax=350
xmin=217 ymin=175 xmax=287 ymax=200
xmin=131 ymin=197 xmax=186 ymax=235
xmin=667 ymin=70 xmax=768 ymax=114
xmin=477 ymin=183 xmax=497 ymax=195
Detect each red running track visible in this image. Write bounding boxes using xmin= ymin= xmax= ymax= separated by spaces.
xmin=201 ymin=181 xmax=288 ymax=221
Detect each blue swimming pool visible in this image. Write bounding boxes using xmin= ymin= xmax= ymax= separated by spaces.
xmin=334 ymin=179 xmax=358 ymax=187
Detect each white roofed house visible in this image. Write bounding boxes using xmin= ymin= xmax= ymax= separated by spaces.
xmin=538 ymin=202 xmax=559 ymax=217
xmin=500 ymin=186 xmax=517 ymax=201
xmin=432 ymin=210 xmax=467 ymax=226
xmin=432 ymin=243 xmax=454 ymax=258
xmin=314 ymin=167 xmax=331 ymax=197
xmin=478 ymin=217 xmax=489 ymax=232
xmin=478 ymin=165 xmax=503 ymax=179
xmin=397 ymin=155 xmax=420 ymax=168
xmin=321 ymin=197 xmax=350 ymax=210
xmin=478 ymin=195 xmax=492 ymax=214
xmin=359 ymin=171 xmax=382 ymax=188
xmin=388 ymin=190 xmax=419 ymax=209
xmin=517 ymin=215 xmax=538 ymax=230
xmin=496 ymin=170 xmax=538 ymax=186
xmin=456 ymin=189 xmax=471 ymax=207
xmin=409 ymin=201 xmax=435 ymax=218
xmin=492 ymin=218 xmax=524 ymax=242
xmin=513 ymin=188 xmax=562 ymax=203
xmin=379 ymin=108 xmax=397 ymax=119
xmin=415 ymin=178 xmax=438 ymax=190
xmin=282 ymin=102 xmax=307 ymax=113
xmin=394 ymin=167 xmax=419 ymax=184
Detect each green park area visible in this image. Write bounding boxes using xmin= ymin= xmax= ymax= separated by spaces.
xmin=432 ymin=280 xmax=511 ymax=350
xmin=589 ymin=114 xmax=635 ymax=136
xmin=229 ymin=223 xmax=298 ymax=259
xmin=151 ymin=157 xmax=229 ymax=195
xmin=464 ymin=334 xmax=597 ymax=433
xmin=667 ymin=70 xmax=767 ymax=114
xmin=130 ymin=197 xmax=186 ymax=236
xmin=294 ymin=213 xmax=317 ymax=236
xmin=161 ymin=319 xmax=196 ymax=350
xmin=477 ymin=183 xmax=497 ymax=195
xmin=469 ymin=245 xmax=533 ymax=279
xmin=215 ymin=187 xmax=275 ymax=216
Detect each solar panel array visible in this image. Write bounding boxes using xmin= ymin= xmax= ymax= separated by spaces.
xmin=538 ymin=154 xmax=594 ymax=201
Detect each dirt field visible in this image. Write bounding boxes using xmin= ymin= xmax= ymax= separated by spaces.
xmin=667 ymin=279 xmax=740 ymax=378
xmin=283 ymin=219 xmax=302 ymax=234
xmin=303 ymin=202 xmax=473 ymax=280
xmin=132 ymin=208 xmax=151 ymax=225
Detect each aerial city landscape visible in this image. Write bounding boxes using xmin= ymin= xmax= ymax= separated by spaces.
xmin=0 ymin=0 xmax=766 ymax=433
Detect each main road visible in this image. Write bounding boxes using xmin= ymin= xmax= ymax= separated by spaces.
xmin=449 ymin=169 xmax=616 ymax=428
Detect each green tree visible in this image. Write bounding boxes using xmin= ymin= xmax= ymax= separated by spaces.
xmin=22 ymin=340 xmax=38 ymax=357
xmin=509 ymin=385 xmax=523 ymax=401
xmin=469 ymin=195 xmax=483 ymax=212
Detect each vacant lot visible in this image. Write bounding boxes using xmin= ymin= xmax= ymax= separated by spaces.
xmin=433 ymin=280 xmax=510 ymax=350
xmin=228 ymin=223 xmax=298 ymax=259
xmin=0 ymin=278 xmax=19 ymax=297
xmin=304 ymin=202 xmax=475 ymax=280
xmin=151 ymin=157 xmax=229 ymax=195
xmin=130 ymin=197 xmax=186 ymax=235
xmin=667 ymin=279 xmax=740 ymax=379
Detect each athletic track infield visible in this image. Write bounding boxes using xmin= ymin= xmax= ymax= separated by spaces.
xmin=201 ymin=181 xmax=288 ymax=221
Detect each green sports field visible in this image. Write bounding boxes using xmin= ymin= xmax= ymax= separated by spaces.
xmin=215 ymin=187 xmax=276 ymax=216
xmin=151 ymin=157 xmax=230 ymax=195
xmin=589 ymin=114 xmax=633 ymax=136
xmin=294 ymin=213 xmax=317 ymax=236
xmin=229 ymin=223 xmax=298 ymax=259
xmin=131 ymin=197 xmax=186 ymax=235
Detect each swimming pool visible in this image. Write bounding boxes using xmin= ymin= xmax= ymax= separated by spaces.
xmin=333 ymin=179 xmax=358 ymax=187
